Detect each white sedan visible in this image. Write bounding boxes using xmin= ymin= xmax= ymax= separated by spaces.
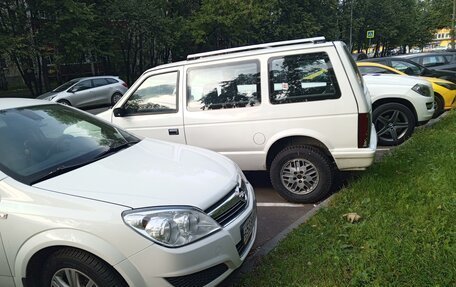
xmin=363 ymin=74 xmax=435 ymax=146
xmin=0 ymin=98 xmax=256 ymax=287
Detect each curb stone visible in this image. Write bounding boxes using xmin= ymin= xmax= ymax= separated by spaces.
xmin=225 ymin=194 xmax=335 ymax=286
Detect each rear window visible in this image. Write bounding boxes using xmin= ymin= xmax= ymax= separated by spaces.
xmin=268 ymin=52 xmax=340 ymax=104
xmin=106 ymin=78 xmax=118 ymax=84
xmin=93 ymin=78 xmax=109 ymax=87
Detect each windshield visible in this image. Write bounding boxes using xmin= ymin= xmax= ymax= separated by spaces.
xmin=53 ymin=79 xmax=80 ymax=92
xmin=0 ymin=104 xmax=139 ymax=185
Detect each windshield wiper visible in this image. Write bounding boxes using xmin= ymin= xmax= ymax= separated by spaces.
xmin=94 ymin=140 xmax=140 ymax=160
xmin=30 ymin=160 xmax=96 ymax=185
xmin=30 ymin=140 xmax=140 ymax=185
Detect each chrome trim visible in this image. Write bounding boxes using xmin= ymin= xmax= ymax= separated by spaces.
xmin=207 ymin=181 xmax=249 ymax=226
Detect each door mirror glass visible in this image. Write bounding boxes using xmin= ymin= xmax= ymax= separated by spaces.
xmin=113 ymin=107 xmax=125 ymax=117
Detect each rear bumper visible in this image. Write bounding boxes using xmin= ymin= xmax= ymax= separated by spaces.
xmin=332 ymin=124 xmax=377 ymax=171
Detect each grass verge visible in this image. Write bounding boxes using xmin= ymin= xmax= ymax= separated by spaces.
xmin=237 ymin=111 xmax=455 ymax=287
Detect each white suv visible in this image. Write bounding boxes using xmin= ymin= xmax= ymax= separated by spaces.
xmin=99 ymin=37 xmax=377 ymax=203
xmin=364 ymin=74 xmax=434 ymax=146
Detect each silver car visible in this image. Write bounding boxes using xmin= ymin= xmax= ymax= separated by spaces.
xmin=38 ymin=76 xmax=128 ymax=108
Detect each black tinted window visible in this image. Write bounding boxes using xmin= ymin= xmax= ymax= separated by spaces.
xmin=72 ymin=80 xmax=92 ymax=92
xmin=106 ymin=78 xmax=118 ymax=84
xmin=358 ymin=66 xmax=396 ymax=75
xmin=187 ymin=61 xmax=261 ymax=111
xmin=269 ymin=52 xmax=340 ymax=104
xmin=93 ymin=78 xmax=109 ymax=87
xmin=391 ymin=60 xmax=423 ymax=76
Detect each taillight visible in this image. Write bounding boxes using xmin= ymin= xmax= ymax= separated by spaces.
xmin=122 ymin=82 xmax=128 ymax=88
xmin=358 ymin=113 xmax=371 ymax=148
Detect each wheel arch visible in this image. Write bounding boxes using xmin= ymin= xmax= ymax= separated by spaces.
xmin=372 ymin=98 xmax=418 ymax=122
xmin=14 ymin=229 xmax=140 ymax=287
xmin=265 ymin=135 xmax=333 ymax=170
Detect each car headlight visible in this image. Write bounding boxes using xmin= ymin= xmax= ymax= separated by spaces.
xmin=412 ymin=84 xmax=432 ymax=97
xmin=435 ymin=82 xmax=456 ymax=90
xmin=123 ymin=207 xmax=221 ymax=247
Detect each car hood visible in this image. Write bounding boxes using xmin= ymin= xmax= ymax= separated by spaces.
xmin=363 ymin=74 xmax=430 ymax=88
xmin=34 ymin=138 xmax=238 ymax=210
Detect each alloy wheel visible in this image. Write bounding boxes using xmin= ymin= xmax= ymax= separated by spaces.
xmin=51 ymin=268 xmax=98 ymax=287
xmin=280 ymin=158 xmax=319 ymax=195
xmin=375 ymin=109 xmax=410 ymax=143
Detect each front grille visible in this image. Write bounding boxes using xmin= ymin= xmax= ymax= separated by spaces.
xmin=165 ymin=263 xmax=228 ymax=287
xmin=205 ymin=180 xmax=249 ymax=227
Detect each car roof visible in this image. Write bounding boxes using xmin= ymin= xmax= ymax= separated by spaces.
xmin=395 ymin=52 xmax=456 ymax=59
xmin=77 ymin=76 xmax=119 ymax=81
xmin=143 ymin=37 xmax=336 ymax=73
xmin=360 ymin=56 xmax=423 ymax=65
xmin=0 ymin=98 xmax=53 ymax=110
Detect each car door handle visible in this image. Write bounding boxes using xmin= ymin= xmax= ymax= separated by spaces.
xmin=168 ymin=128 xmax=179 ymax=135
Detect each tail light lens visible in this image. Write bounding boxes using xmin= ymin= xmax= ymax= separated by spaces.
xmin=122 ymin=82 xmax=128 ymax=88
xmin=358 ymin=113 xmax=371 ymax=148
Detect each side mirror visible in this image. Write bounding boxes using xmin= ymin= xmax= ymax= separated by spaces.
xmin=113 ymin=107 xmax=125 ymax=117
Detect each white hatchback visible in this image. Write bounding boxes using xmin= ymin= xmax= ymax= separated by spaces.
xmin=0 ymin=98 xmax=256 ymax=287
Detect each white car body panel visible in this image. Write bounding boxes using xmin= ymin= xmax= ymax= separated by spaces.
xmin=364 ymin=74 xmax=435 ymax=122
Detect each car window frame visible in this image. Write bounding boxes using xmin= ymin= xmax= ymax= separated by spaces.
xmin=92 ymin=78 xmax=110 ymax=88
xmin=185 ymin=59 xmax=262 ymax=112
xmin=70 ymin=79 xmax=93 ymax=93
xmin=121 ymin=71 xmax=180 ymax=116
xmin=267 ymin=51 xmax=341 ymax=105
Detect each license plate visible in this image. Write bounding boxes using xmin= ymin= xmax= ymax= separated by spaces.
xmin=241 ymin=210 xmax=256 ymax=245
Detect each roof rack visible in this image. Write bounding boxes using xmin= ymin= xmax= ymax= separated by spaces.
xmin=187 ymin=36 xmax=326 ymax=60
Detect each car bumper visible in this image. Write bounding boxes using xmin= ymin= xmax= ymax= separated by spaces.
xmin=114 ymin=183 xmax=257 ymax=287
xmin=413 ymin=96 xmax=434 ymax=122
xmin=333 ymin=124 xmax=377 ymax=171
xmin=450 ymin=94 xmax=456 ymax=109
xmin=441 ymin=89 xmax=456 ymax=110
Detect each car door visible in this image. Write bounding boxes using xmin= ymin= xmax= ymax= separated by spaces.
xmin=91 ymin=78 xmax=112 ymax=106
xmin=0 ymin=171 xmax=14 ymax=287
xmin=111 ymin=67 xmax=186 ymax=144
xmin=68 ymin=79 xmax=94 ymax=107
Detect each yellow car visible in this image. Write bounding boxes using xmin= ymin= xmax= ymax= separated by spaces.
xmin=357 ymin=62 xmax=456 ymax=117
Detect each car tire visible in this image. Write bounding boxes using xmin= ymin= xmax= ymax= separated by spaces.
xmin=433 ymin=94 xmax=444 ymax=119
xmin=57 ymin=99 xmax=71 ymax=106
xmin=270 ymin=145 xmax=334 ymax=203
xmin=373 ymin=102 xmax=416 ymax=146
xmin=40 ymin=248 xmax=127 ymax=287
xmin=111 ymin=92 xmax=123 ymax=106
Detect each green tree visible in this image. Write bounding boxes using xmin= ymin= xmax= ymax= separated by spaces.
xmin=0 ymin=0 xmax=96 ymax=96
